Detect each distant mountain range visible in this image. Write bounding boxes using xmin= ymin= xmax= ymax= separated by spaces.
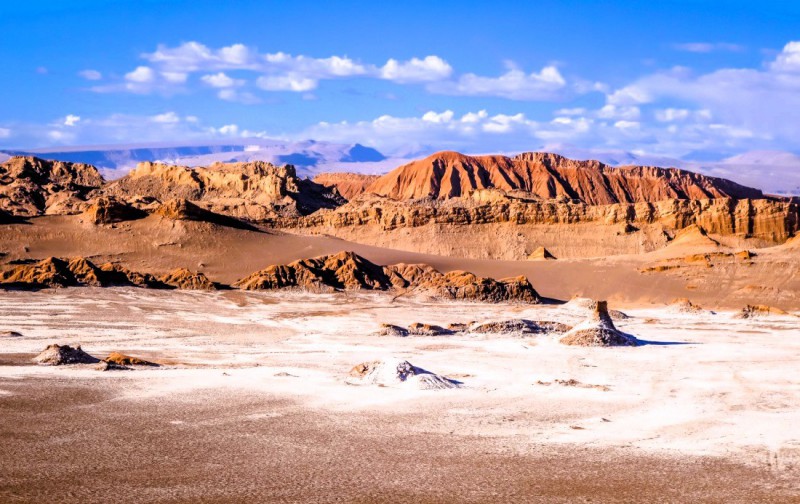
xmin=0 ymin=140 xmax=402 ymax=180
xmin=1 ymin=140 xmax=798 ymax=195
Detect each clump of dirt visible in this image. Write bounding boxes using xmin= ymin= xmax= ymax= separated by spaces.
xmin=34 ymin=344 xmax=100 ymax=365
xmin=735 ymin=304 xmax=790 ymax=319
xmin=103 ymin=352 xmax=159 ymax=367
xmin=469 ymin=319 xmax=571 ymax=335
xmin=160 ymin=268 xmax=217 ymax=290
xmin=376 ymin=324 xmax=409 ymax=337
xmin=670 ymin=298 xmax=705 ymax=314
xmin=407 ymin=323 xmax=453 ymax=336
xmin=95 ymin=360 xmax=131 ymax=371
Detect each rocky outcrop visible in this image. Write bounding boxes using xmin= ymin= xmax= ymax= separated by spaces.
xmin=103 ymin=160 xmax=344 ymax=220
xmin=103 ymin=352 xmax=158 ymax=366
xmin=560 ymin=301 xmax=638 ymax=347
xmin=0 ymin=156 xmax=103 ymax=216
xmin=34 ymin=344 xmax=100 ymax=365
xmin=0 ymin=257 xmax=78 ymax=288
xmin=154 ymin=198 xmax=257 ymax=230
xmin=234 ymin=251 xmax=393 ymax=291
xmin=0 ymin=257 xmax=172 ymax=289
xmin=83 ymin=196 xmax=145 ymax=224
xmin=234 ymin=251 xmax=541 ymax=303
xmin=366 ymin=151 xmax=763 ymax=203
xmin=468 ymin=319 xmax=571 ymax=334
xmin=735 ymin=304 xmax=790 ymax=319
xmin=385 ymin=264 xmax=540 ymax=303
xmin=313 ymin=172 xmax=380 ymax=200
xmin=160 ymin=268 xmax=217 ymax=290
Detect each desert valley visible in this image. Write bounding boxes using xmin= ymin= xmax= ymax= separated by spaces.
xmin=1 ymin=151 xmax=799 ymax=501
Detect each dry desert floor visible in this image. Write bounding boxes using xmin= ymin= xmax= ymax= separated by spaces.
xmin=1 ymin=288 xmax=799 ymax=502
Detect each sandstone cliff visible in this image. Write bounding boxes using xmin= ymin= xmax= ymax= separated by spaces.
xmin=366 ymin=151 xmax=764 ymax=203
xmin=278 ymin=194 xmax=799 ymax=258
xmin=0 ymin=156 xmax=104 ymax=216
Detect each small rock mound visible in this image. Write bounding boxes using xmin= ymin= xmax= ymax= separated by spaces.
xmin=376 ymin=324 xmax=409 ymax=337
xmin=670 ymin=298 xmax=705 ymax=313
xmin=407 ymin=323 xmax=453 ymax=336
xmin=560 ymin=301 xmax=638 ymax=347
xmin=34 ymin=344 xmax=100 ymax=365
xmin=160 ymin=268 xmax=217 ymax=290
xmin=735 ymin=304 xmax=790 ymax=319
xmin=155 ymin=198 xmax=256 ymax=230
xmin=346 ymin=359 xmax=460 ymax=390
xmin=83 ymin=196 xmax=145 ymax=224
xmin=1 ymin=330 xmax=22 ymax=337
xmin=469 ymin=319 xmax=571 ymax=334
xmin=528 ymin=246 xmax=556 ymax=261
xmin=95 ymin=360 xmax=131 ymax=371
xmin=104 ymin=352 xmax=159 ymax=367
xmin=0 ymin=257 xmax=77 ymax=288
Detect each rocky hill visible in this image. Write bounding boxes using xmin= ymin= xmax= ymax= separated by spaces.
xmin=365 ymin=151 xmax=764 ymax=203
xmin=101 ymin=160 xmax=344 ymax=220
xmin=0 ymin=156 xmax=104 ymax=216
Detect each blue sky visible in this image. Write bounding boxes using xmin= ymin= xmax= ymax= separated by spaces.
xmin=2 ymin=0 xmax=800 ymax=158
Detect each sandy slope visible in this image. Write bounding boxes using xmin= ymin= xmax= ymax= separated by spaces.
xmin=0 ymin=289 xmax=798 ymax=502
xmin=2 ymin=215 xmax=799 ymax=310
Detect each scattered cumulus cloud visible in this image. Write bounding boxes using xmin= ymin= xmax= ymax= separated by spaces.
xmin=63 ymin=115 xmax=81 ymax=126
xmin=429 ymin=64 xmax=567 ymax=100
xmin=379 ymin=56 xmax=453 ymax=83
xmin=79 ymin=69 xmax=102 ymax=80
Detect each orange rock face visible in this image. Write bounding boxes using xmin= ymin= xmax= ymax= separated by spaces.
xmin=313 ymin=173 xmax=380 ymax=200
xmin=365 ymin=151 xmax=764 ymax=203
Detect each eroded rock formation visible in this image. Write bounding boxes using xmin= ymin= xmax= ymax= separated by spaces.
xmin=365 ymin=151 xmax=763 ymax=203
xmin=234 ymin=251 xmax=541 ymax=303
xmin=0 ymin=156 xmax=103 ymax=216
xmin=560 ymin=301 xmax=638 ymax=347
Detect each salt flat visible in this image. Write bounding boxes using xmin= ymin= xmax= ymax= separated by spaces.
xmin=1 ymin=288 xmax=799 ymax=502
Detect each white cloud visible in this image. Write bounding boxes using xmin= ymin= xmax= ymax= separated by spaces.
xmin=150 ymin=112 xmax=180 ymax=124
xmin=143 ymin=42 xmax=258 ymax=72
xmin=201 ymin=72 xmax=243 ymax=88
xmin=79 ymin=69 xmax=102 ymax=80
xmin=597 ymin=105 xmax=640 ymax=120
xmin=217 ymin=124 xmax=239 ymax=136
xmin=64 ymin=115 xmax=81 ymax=127
xmin=673 ymin=42 xmax=744 ymax=53
xmin=770 ymin=41 xmax=800 ymax=72
xmin=0 ymin=127 xmax=10 ymax=138
xmin=429 ymin=65 xmax=567 ymax=100
xmin=256 ymin=74 xmax=317 ymax=92
xmin=655 ymin=108 xmax=690 ymax=122
xmin=125 ymin=66 xmax=155 ymax=83
xmin=379 ymin=56 xmax=452 ymax=83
